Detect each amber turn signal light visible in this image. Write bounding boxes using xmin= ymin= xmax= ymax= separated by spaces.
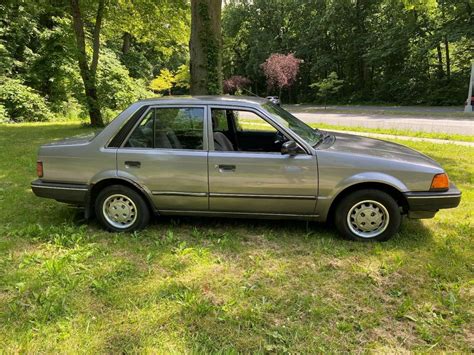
xmin=36 ymin=161 xmax=43 ymax=178
xmin=430 ymin=173 xmax=449 ymax=191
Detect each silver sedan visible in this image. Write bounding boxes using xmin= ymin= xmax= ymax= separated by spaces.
xmin=31 ymin=96 xmax=461 ymax=241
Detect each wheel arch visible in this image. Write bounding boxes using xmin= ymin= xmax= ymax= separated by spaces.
xmin=87 ymin=178 xmax=157 ymax=218
xmin=326 ymin=181 xmax=409 ymax=223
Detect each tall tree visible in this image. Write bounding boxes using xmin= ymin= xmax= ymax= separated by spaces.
xmin=189 ymin=0 xmax=223 ymax=95
xmin=69 ymin=0 xmax=105 ymax=127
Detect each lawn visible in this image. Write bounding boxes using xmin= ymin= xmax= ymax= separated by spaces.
xmin=0 ymin=122 xmax=472 ymax=352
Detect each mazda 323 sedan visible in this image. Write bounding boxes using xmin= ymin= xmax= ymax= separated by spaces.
xmin=31 ymin=96 xmax=461 ymax=241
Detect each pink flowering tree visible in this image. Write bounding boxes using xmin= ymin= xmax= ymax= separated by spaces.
xmin=223 ymin=75 xmax=252 ymax=94
xmin=260 ymin=53 xmax=303 ymax=98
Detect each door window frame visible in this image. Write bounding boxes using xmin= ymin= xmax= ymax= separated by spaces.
xmin=207 ymin=105 xmax=313 ymax=155
xmin=119 ymin=104 xmax=209 ymax=151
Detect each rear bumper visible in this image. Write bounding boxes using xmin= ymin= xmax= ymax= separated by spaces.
xmin=404 ymin=184 xmax=461 ymax=219
xmin=31 ymin=179 xmax=89 ymax=205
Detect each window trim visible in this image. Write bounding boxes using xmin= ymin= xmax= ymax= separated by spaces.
xmin=119 ymin=104 xmax=209 ymax=151
xmin=106 ymin=105 xmax=149 ymax=148
xmin=207 ymin=105 xmax=312 ymax=155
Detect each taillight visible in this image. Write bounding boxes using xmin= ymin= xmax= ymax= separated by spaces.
xmin=36 ymin=161 xmax=43 ymax=178
xmin=430 ymin=173 xmax=449 ymax=191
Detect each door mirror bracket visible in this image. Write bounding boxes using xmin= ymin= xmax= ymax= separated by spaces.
xmin=281 ymin=140 xmax=298 ymax=156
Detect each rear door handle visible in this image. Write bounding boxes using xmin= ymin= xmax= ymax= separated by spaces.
xmin=216 ymin=164 xmax=236 ymax=172
xmin=125 ymin=161 xmax=141 ymax=168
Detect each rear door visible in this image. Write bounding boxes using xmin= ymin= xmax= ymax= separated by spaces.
xmin=117 ymin=105 xmax=209 ymax=211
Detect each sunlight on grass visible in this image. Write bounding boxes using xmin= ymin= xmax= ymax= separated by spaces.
xmin=0 ymin=122 xmax=472 ymax=352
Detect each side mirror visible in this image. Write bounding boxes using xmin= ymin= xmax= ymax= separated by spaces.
xmin=281 ymin=140 xmax=298 ymax=156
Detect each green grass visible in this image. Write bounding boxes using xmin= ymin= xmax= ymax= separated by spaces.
xmin=0 ymin=122 xmax=473 ymax=352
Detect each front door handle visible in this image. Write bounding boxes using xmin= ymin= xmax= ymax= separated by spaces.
xmin=216 ymin=164 xmax=236 ymax=172
xmin=125 ymin=161 xmax=141 ymax=168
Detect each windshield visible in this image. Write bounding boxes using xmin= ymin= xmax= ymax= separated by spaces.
xmin=262 ymin=103 xmax=323 ymax=146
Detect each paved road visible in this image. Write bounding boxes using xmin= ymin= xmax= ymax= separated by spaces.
xmin=287 ymin=104 xmax=465 ymax=113
xmin=288 ymin=111 xmax=474 ymax=135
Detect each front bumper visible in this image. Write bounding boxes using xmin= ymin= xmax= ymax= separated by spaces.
xmin=403 ymin=184 xmax=461 ymax=219
xmin=31 ymin=179 xmax=89 ymax=205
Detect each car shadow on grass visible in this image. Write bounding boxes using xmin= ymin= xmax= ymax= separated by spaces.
xmin=80 ymin=209 xmax=435 ymax=253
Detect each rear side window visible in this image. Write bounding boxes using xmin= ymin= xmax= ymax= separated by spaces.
xmin=126 ymin=110 xmax=154 ymax=148
xmin=125 ymin=107 xmax=204 ymax=150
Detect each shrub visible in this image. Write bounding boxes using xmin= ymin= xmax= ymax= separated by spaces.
xmin=0 ymin=104 xmax=9 ymax=122
xmin=0 ymin=77 xmax=54 ymax=122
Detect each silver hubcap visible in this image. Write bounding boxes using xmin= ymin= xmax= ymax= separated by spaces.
xmin=347 ymin=200 xmax=389 ymax=238
xmin=102 ymin=194 xmax=137 ymax=229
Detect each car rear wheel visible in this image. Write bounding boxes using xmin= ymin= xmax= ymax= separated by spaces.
xmin=334 ymin=189 xmax=401 ymax=241
xmin=95 ymin=185 xmax=150 ymax=232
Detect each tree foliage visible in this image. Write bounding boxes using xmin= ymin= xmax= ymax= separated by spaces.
xmin=223 ymin=75 xmax=251 ymax=94
xmin=261 ymin=53 xmax=303 ymax=95
xmin=310 ymin=72 xmax=344 ymax=109
xmin=0 ymin=0 xmax=471 ymax=124
xmin=222 ymin=0 xmax=473 ymax=105
xmin=150 ymin=69 xmax=175 ymax=94
xmin=0 ymin=0 xmax=188 ymax=124
xmin=174 ymin=64 xmax=191 ymax=90
xmin=0 ymin=77 xmax=54 ymax=122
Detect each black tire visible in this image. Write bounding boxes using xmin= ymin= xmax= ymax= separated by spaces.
xmin=334 ymin=189 xmax=401 ymax=242
xmin=95 ymin=185 xmax=150 ymax=232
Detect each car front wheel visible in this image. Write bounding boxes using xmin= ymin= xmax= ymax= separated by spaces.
xmin=334 ymin=189 xmax=401 ymax=241
xmin=95 ymin=185 xmax=150 ymax=232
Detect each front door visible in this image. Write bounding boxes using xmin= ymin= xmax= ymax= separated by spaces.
xmin=208 ymin=107 xmax=318 ymax=215
xmin=117 ymin=105 xmax=209 ymax=211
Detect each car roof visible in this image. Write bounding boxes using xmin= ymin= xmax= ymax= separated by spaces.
xmin=137 ymin=95 xmax=268 ymax=107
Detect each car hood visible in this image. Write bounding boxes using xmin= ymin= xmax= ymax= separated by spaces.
xmin=325 ymin=131 xmax=441 ymax=168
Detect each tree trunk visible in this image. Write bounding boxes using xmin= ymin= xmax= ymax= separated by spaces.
xmin=70 ymin=0 xmax=105 ymax=127
xmin=122 ymin=32 xmax=131 ymax=54
xmin=444 ymin=36 xmax=451 ymax=80
xmin=436 ymin=44 xmax=444 ymax=79
xmin=190 ymin=0 xmax=222 ymax=95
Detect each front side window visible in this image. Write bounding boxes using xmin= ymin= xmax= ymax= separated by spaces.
xmin=211 ymin=108 xmax=290 ymax=153
xmin=234 ymin=110 xmax=277 ymax=133
xmin=125 ymin=107 xmax=204 ymax=150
